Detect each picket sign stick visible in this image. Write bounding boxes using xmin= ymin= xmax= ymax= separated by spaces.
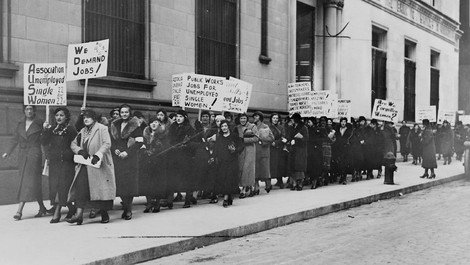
xmin=82 ymin=78 xmax=89 ymax=109
xmin=198 ymin=109 xmax=202 ymax=120
xmin=45 ymin=105 xmax=50 ymax=124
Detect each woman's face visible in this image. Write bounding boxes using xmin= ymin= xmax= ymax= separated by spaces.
xmin=157 ymin=112 xmax=165 ymax=122
xmin=201 ymin=114 xmax=210 ymax=124
xmin=112 ymin=111 xmax=120 ymax=120
xmin=216 ymin=119 xmax=222 ymax=128
xmin=176 ymin=114 xmax=185 ymax=124
xmin=83 ymin=116 xmax=94 ymax=126
xmin=24 ymin=105 xmax=35 ymax=119
xmin=221 ymin=123 xmax=229 ymax=133
xmin=239 ymin=116 xmax=247 ymax=125
xmin=341 ymin=119 xmax=347 ymax=127
xmin=414 ymin=124 xmax=419 ymax=130
xmin=55 ymin=110 xmax=66 ymax=125
xmin=253 ymin=115 xmax=260 ymax=123
xmin=120 ymin=107 xmax=131 ymax=120
xmin=307 ymin=120 xmax=313 ymax=127
xmin=272 ymin=115 xmax=279 ymax=125
xmin=150 ymin=120 xmax=160 ymax=131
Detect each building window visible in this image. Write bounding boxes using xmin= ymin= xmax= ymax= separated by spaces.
xmin=404 ymin=40 xmax=416 ymax=121
xmin=371 ymin=26 xmax=387 ymax=108
xmin=196 ymin=0 xmax=238 ymax=78
xmin=84 ymin=0 xmax=146 ymax=79
xmin=430 ymin=50 xmax=440 ymax=113
xmin=296 ymin=2 xmax=315 ymax=83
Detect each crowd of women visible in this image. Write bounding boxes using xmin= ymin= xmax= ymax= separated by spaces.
xmin=3 ymin=104 xmax=462 ymax=225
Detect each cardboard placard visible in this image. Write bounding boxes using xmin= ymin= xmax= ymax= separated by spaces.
xmin=415 ymin=106 xmax=436 ymax=123
xmin=459 ymin=115 xmax=470 ymax=125
xmin=24 ymin=63 xmax=66 ymax=105
xmin=67 ymin=39 xmax=109 ymax=81
xmin=227 ymin=77 xmax=252 ymax=113
xmin=288 ymin=82 xmax=312 ymax=117
xmin=171 ymin=73 xmax=185 ymax=107
xmin=437 ymin=110 xmax=456 ymax=126
xmin=337 ymin=99 xmax=352 ymax=121
xmin=311 ymin=91 xmax=338 ymax=118
xmin=371 ymin=99 xmax=398 ymax=122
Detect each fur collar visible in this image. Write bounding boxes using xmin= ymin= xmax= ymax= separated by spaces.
xmin=111 ymin=116 xmax=140 ymax=140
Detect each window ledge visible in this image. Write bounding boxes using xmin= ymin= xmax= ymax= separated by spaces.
xmin=0 ymin=63 xmax=19 ymax=78
xmin=79 ymin=76 xmax=157 ymax=92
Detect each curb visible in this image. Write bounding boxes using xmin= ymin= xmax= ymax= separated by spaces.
xmin=86 ymin=173 xmax=467 ymax=265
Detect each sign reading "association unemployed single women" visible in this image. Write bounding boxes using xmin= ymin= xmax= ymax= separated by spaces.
xmin=24 ymin=63 xmax=66 ymax=105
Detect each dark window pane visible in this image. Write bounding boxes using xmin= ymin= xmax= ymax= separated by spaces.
xmin=404 ymin=60 xmax=416 ymax=121
xmin=296 ymin=2 xmax=315 ymax=84
xmin=371 ymin=49 xmax=387 ymax=108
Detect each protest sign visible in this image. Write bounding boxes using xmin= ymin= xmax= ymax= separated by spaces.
xmin=180 ymin=73 xmax=226 ymax=111
xmin=288 ymin=82 xmax=312 ymax=116
xmin=371 ymin=99 xmax=398 ymax=122
xmin=437 ymin=110 xmax=456 ymax=125
xmin=415 ymin=106 xmax=436 ymax=123
xmin=24 ymin=63 xmax=66 ymax=106
xmin=459 ymin=115 xmax=470 ymax=125
xmin=66 ymin=39 xmax=109 ymax=81
xmin=327 ymin=93 xmax=338 ymax=119
xmin=227 ymin=77 xmax=252 ymax=113
xmin=311 ymin=90 xmax=338 ymax=118
xmin=171 ymin=73 xmax=185 ymax=107
xmin=337 ymin=99 xmax=352 ymax=120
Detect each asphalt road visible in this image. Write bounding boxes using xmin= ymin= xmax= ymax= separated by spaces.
xmin=144 ymin=179 xmax=470 ymax=265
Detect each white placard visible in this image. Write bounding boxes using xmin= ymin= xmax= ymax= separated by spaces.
xmin=337 ymin=99 xmax=352 ymax=121
xmin=371 ymin=99 xmax=398 ymax=122
xmin=73 ymin=155 xmax=101 ymax=168
xmin=67 ymin=39 xmax=109 ymax=81
xmin=311 ymin=90 xmax=337 ymax=118
xmin=172 ymin=73 xmax=185 ymax=107
xmin=438 ymin=110 xmax=456 ymax=126
xmin=227 ymin=77 xmax=252 ymax=113
xmin=415 ymin=106 xmax=436 ymax=123
xmin=24 ymin=63 xmax=66 ymax=105
xmin=180 ymin=73 xmax=226 ymax=111
xmin=459 ymin=115 xmax=470 ymax=125
xmin=288 ymin=82 xmax=312 ymax=116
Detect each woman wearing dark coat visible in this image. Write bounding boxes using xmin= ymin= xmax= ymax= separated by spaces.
xmin=306 ymin=118 xmax=324 ymax=189
xmin=349 ymin=116 xmax=366 ymax=182
xmin=439 ymin=120 xmax=454 ymax=165
xmin=288 ymin=113 xmax=309 ymax=190
xmin=407 ymin=124 xmax=422 ymax=165
xmin=167 ymin=109 xmax=196 ymax=208
xmin=140 ymin=113 xmax=171 ymax=213
xmin=110 ymin=104 xmax=144 ymax=220
xmin=420 ymin=119 xmax=437 ymax=178
xmin=68 ymin=109 xmax=116 ymax=225
xmin=363 ymin=119 xmax=383 ymax=179
xmin=41 ymin=107 xmax=78 ymax=223
xmin=214 ymin=120 xmax=244 ymax=207
xmin=398 ymin=121 xmax=411 ymax=162
xmin=269 ymin=113 xmax=285 ymax=188
xmin=2 ymin=105 xmax=50 ymax=220
xmin=333 ymin=117 xmax=353 ymax=185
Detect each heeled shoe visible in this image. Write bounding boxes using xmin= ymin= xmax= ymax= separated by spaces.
xmin=265 ymin=186 xmax=272 ymax=193
xmin=124 ymin=210 xmax=132 ymax=220
xmin=34 ymin=208 xmax=47 ymax=218
xmin=46 ymin=206 xmax=56 ymax=215
xmin=152 ymin=205 xmax=160 ymax=213
xmin=429 ymin=174 xmax=436 ymax=179
xmin=143 ymin=204 xmax=153 ymax=213
xmin=419 ymin=174 xmax=429 ymax=178
xmin=13 ymin=212 xmax=22 ymax=221
xmin=50 ymin=216 xmax=61 ymax=224
xmin=183 ymin=201 xmax=191 ymax=208
xmin=296 ymin=185 xmax=303 ymax=191
xmin=223 ymin=200 xmax=229 ymax=208
xmin=66 ymin=215 xmax=83 ymax=225
xmin=100 ymin=211 xmax=110 ymax=224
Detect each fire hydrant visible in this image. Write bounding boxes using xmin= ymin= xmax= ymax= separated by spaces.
xmin=383 ymin=152 xmax=397 ymax=185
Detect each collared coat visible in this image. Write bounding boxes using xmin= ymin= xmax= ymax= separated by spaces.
xmin=255 ymin=122 xmax=274 ymax=181
xmin=167 ymin=121 xmax=196 ymax=191
xmin=236 ymin=122 xmax=258 ymax=186
xmin=6 ymin=117 xmax=44 ymax=202
xmin=421 ymin=127 xmax=437 ymax=169
xmin=69 ymin=122 xmax=116 ymax=201
xmin=288 ymin=122 xmax=309 ymax=173
xmin=268 ymin=123 xmax=285 ymax=180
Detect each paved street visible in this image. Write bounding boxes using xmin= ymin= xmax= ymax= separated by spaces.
xmin=148 ymin=179 xmax=470 ymax=265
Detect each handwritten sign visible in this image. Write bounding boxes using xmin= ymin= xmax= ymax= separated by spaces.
xmin=337 ymin=99 xmax=352 ymax=120
xmin=438 ymin=110 xmax=456 ymax=126
xmin=24 ymin=63 xmax=66 ymax=105
xmin=180 ymin=73 xmax=225 ymax=110
xmin=415 ymin=106 xmax=436 ymax=123
xmin=311 ymin=91 xmax=339 ymax=118
xmin=459 ymin=115 xmax=470 ymax=125
xmin=371 ymin=99 xmax=398 ymax=122
xmin=171 ymin=73 xmax=185 ymax=107
xmin=227 ymin=77 xmax=252 ymax=113
xmin=288 ymin=82 xmax=312 ymax=116
xmin=67 ymin=39 xmax=109 ymax=81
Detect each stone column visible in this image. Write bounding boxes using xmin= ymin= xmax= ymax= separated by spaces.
xmin=336 ymin=1 xmax=344 ymax=96
xmin=323 ymin=0 xmax=343 ymax=92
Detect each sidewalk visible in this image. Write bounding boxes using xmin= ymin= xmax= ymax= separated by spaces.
xmin=0 ymin=160 xmax=465 ymax=265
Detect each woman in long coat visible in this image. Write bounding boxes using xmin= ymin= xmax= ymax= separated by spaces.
xmin=253 ymin=111 xmax=274 ymax=194
xmin=236 ymin=113 xmax=258 ymax=198
xmin=398 ymin=121 xmax=411 ymax=162
xmin=214 ymin=120 xmax=244 ymax=207
xmin=439 ymin=120 xmax=454 ymax=165
xmin=167 ymin=109 xmax=196 ymax=208
xmin=140 ymin=113 xmax=171 ymax=213
xmin=349 ymin=116 xmax=366 ymax=182
xmin=333 ymin=117 xmax=353 ymax=185
xmin=2 ymin=105 xmax=50 ymax=220
xmin=307 ymin=118 xmax=324 ymax=189
xmin=268 ymin=113 xmax=285 ymax=188
xmin=110 ymin=104 xmax=143 ymax=220
xmin=41 ymin=107 xmax=77 ymax=223
xmin=288 ymin=113 xmax=309 ymax=190
xmin=407 ymin=124 xmax=422 ymax=165
xmin=420 ymin=119 xmax=437 ymax=178
xmin=68 ymin=109 xmax=116 ymax=225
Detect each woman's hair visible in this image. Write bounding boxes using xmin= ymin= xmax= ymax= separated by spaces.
xmin=340 ymin=117 xmax=348 ymax=123
xmin=23 ymin=105 xmax=36 ymax=112
xmin=119 ymin=104 xmax=133 ymax=116
xmin=270 ymin=113 xmax=280 ymax=124
xmin=219 ymin=120 xmax=230 ymax=134
xmin=82 ymin=109 xmax=98 ymax=121
xmin=155 ymin=108 xmax=168 ymax=123
xmin=54 ymin=107 xmax=71 ymax=123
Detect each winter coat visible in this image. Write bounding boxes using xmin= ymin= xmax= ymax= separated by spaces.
xmin=439 ymin=126 xmax=454 ymax=156
xmin=382 ymin=126 xmax=396 ymax=155
xmin=454 ymin=126 xmax=466 ymax=155
xmin=192 ymin=122 xmax=218 ymax=191
xmin=398 ymin=125 xmax=411 ymax=155
xmin=69 ymin=122 xmax=116 ymax=201
xmin=268 ymin=123 xmax=285 ymax=180
xmin=421 ymin=127 xmax=437 ymax=169
xmin=349 ymin=125 xmax=365 ymax=170
xmin=236 ymin=122 xmax=258 ymax=186
xmin=363 ymin=126 xmax=384 ymax=170
xmin=110 ymin=117 xmax=143 ymax=197
xmin=407 ymin=129 xmax=423 ymax=158
xmin=214 ymin=131 xmax=244 ymax=194
xmin=255 ymin=122 xmax=274 ymax=181
xmin=333 ymin=125 xmax=353 ymax=174
xmin=288 ymin=122 xmax=309 ymax=172
xmin=41 ymin=124 xmax=77 ymax=205
xmin=307 ymin=125 xmax=325 ymax=178
xmin=167 ymin=121 xmax=196 ymax=191
xmin=139 ymin=122 xmax=170 ymax=197
xmin=6 ymin=117 xmax=44 ymax=202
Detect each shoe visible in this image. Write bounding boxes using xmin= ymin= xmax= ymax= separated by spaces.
xmin=183 ymin=202 xmax=191 ymax=208
xmin=66 ymin=215 xmax=83 ymax=225
xmin=443 ymin=161 xmax=447 ymax=165
xmin=46 ymin=207 xmax=56 ymax=215
xmin=65 ymin=206 xmax=76 ymax=220
xmin=419 ymin=174 xmax=429 ymax=178
xmin=228 ymin=195 xmax=233 ymax=205
xmin=124 ymin=210 xmax=132 ymax=220
xmin=50 ymin=216 xmax=61 ymax=224
xmin=311 ymin=180 xmax=317 ymax=189
xmin=89 ymin=209 xmax=97 ymax=219
xmin=152 ymin=204 xmax=160 ymax=213
xmin=429 ymin=174 xmax=436 ymax=179
xmin=239 ymin=193 xmax=246 ymax=199
xmin=223 ymin=200 xmax=229 ymax=208
xmin=13 ymin=212 xmax=22 ymax=221
xmin=100 ymin=211 xmax=110 ymax=223
xmin=265 ymin=186 xmax=272 ymax=193
xmin=143 ymin=204 xmax=153 ymax=213
xmin=209 ymin=198 xmax=219 ymax=204
xmin=290 ymin=185 xmax=296 ymax=191
xmin=121 ymin=210 xmax=127 ymax=219
xmin=296 ymin=186 xmax=303 ymax=191
xmin=253 ymin=189 xmax=260 ymax=196
xmin=174 ymin=193 xmax=183 ymax=202
xmin=35 ymin=208 xmax=47 ymax=218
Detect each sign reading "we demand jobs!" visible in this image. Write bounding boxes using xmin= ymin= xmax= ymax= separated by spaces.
xmin=66 ymin=39 xmax=109 ymax=81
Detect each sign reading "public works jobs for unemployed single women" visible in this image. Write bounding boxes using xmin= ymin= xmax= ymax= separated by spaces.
xmin=24 ymin=63 xmax=66 ymax=105
xmin=66 ymin=39 xmax=109 ymax=81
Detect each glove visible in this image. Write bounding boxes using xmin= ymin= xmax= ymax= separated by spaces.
xmin=78 ymin=150 xmax=89 ymax=159
xmin=91 ymin=155 xmax=100 ymax=165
